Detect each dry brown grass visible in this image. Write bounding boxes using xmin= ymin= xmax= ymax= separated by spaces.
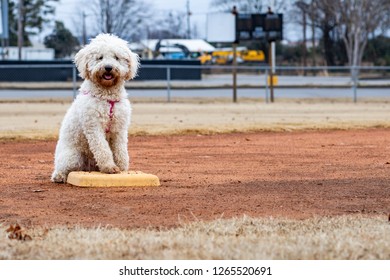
xmin=2 ymin=102 xmax=390 ymax=140
xmin=1 ymin=215 xmax=389 ymax=260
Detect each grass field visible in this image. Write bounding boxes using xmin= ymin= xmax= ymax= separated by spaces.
xmin=2 ymin=215 xmax=390 ymax=259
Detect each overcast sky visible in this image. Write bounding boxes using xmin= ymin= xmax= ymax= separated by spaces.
xmin=46 ymin=0 xmax=298 ymax=43
xmin=149 ymin=0 xmax=214 ymax=38
xmin=52 ymin=0 xmax=216 ymax=39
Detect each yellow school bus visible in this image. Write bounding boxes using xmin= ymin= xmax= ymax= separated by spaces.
xmin=211 ymin=50 xmax=265 ymax=64
xmin=240 ymin=50 xmax=265 ymax=62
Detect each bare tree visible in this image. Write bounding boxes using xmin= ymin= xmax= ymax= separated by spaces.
xmin=292 ymin=1 xmax=318 ymax=67
xmin=328 ymin=0 xmax=390 ymax=70
xmin=381 ymin=12 xmax=390 ymax=35
xmin=211 ymin=0 xmax=287 ymax=13
xmin=87 ymin=0 xmax=152 ymax=42
xmin=293 ymin=0 xmax=349 ymax=67
xmin=294 ymin=0 xmax=389 ymax=68
xmin=309 ymin=0 xmax=340 ymax=66
xmin=210 ymin=0 xmax=265 ymax=13
xmin=308 ymin=0 xmax=317 ymax=66
xmin=293 ymin=1 xmax=309 ymax=69
xmin=149 ymin=11 xmax=188 ymax=39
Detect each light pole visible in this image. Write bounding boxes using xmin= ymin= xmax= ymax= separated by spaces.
xmin=17 ymin=0 xmax=24 ymax=60
xmin=186 ymin=0 xmax=191 ymax=39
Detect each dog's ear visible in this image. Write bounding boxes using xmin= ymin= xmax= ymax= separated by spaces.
xmin=74 ymin=47 xmax=90 ymax=79
xmin=125 ymin=50 xmax=140 ymax=80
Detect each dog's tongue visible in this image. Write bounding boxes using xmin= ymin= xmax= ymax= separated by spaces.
xmin=104 ymin=74 xmax=113 ymax=80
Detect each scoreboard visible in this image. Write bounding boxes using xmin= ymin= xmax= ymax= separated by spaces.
xmin=236 ymin=13 xmax=283 ymax=42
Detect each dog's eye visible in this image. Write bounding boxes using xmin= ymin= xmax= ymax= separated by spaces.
xmin=98 ymin=56 xmax=103 ymax=60
xmin=114 ymin=55 xmax=119 ymax=60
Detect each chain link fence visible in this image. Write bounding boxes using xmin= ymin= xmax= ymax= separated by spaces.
xmin=0 ymin=63 xmax=389 ymax=102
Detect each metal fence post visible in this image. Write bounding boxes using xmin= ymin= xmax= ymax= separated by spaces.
xmin=265 ymin=68 xmax=269 ymax=103
xmin=352 ymin=66 xmax=358 ymax=103
xmin=166 ymin=66 xmax=171 ymax=102
xmin=72 ymin=64 xmax=77 ymax=100
xmin=232 ymin=43 xmax=238 ymax=103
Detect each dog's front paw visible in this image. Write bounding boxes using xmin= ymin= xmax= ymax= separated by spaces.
xmin=100 ymin=165 xmax=121 ymax=174
xmin=51 ymin=171 xmax=66 ymax=183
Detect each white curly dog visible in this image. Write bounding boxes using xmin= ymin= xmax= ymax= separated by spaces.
xmin=51 ymin=33 xmax=139 ymax=183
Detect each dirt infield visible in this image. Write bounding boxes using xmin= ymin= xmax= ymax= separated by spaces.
xmin=1 ymin=129 xmax=389 ymax=229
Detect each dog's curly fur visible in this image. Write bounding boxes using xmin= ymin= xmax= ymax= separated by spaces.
xmin=51 ymin=34 xmax=139 ymax=183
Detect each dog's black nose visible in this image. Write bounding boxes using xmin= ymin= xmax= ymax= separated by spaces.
xmin=105 ymin=65 xmax=113 ymax=72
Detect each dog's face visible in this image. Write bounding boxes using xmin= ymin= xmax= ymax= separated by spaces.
xmin=74 ymin=34 xmax=139 ymax=88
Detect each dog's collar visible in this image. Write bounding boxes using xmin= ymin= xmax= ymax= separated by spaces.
xmin=80 ymin=90 xmax=120 ymax=103
xmin=81 ymin=90 xmax=119 ymax=133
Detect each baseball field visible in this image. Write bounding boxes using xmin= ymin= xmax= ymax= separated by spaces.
xmin=0 ymin=100 xmax=389 ymax=259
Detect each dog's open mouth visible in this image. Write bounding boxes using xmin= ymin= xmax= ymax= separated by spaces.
xmin=103 ymin=73 xmax=114 ymax=80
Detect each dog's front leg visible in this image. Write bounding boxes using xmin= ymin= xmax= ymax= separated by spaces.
xmin=110 ymin=131 xmax=130 ymax=171
xmin=83 ymin=123 xmax=120 ymax=174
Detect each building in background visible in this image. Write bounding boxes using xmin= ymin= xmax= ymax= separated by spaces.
xmin=1 ymin=46 xmax=54 ymax=60
xmin=137 ymin=39 xmax=215 ymax=60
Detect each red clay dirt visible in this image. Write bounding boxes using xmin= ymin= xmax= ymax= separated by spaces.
xmin=0 ymin=129 xmax=389 ymax=229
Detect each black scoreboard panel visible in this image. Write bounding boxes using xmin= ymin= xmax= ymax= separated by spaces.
xmin=236 ymin=13 xmax=283 ymax=42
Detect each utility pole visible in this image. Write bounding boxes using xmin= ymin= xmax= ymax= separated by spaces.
xmin=1 ymin=0 xmax=10 ymax=60
xmin=82 ymin=12 xmax=87 ymax=45
xmin=268 ymin=42 xmax=275 ymax=102
xmin=17 ymin=0 xmax=24 ymax=60
xmin=296 ymin=1 xmax=308 ymax=76
xmin=310 ymin=1 xmax=316 ymax=69
xmin=302 ymin=9 xmax=307 ymax=75
xmin=186 ymin=0 xmax=191 ymax=39
xmin=267 ymin=6 xmax=275 ymax=103
xmin=232 ymin=43 xmax=237 ymax=103
xmin=105 ymin=0 xmax=111 ymax=33
xmin=231 ymin=6 xmax=238 ymax=103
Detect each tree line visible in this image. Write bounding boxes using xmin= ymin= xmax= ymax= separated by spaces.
xmin=6 ymin=0 xmax=191 ymax=58
xmin=5 ymin=0 xmax=390 ymax=66
xmin=212 ymin=0 xmax=390 ymax=67
xmin=291 ymin=0 xmax=390 ymax=67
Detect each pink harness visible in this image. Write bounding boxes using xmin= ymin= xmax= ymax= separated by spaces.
xmin=105 ymin=100 xmax=119 ymax=133
xmin=81 ymin=90 xmax=119 ymax=133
